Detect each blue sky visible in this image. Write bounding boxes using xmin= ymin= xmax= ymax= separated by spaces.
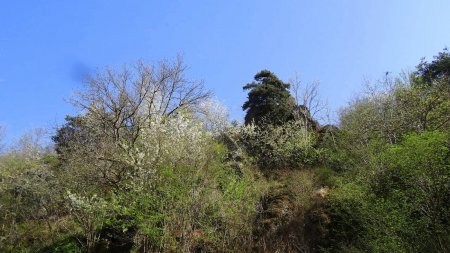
xmin=1 ymin=0 xmax=449 ymax=144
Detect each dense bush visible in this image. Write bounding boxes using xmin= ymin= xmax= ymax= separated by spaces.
xmin=239 ymin=120 xmax=321 ymax=170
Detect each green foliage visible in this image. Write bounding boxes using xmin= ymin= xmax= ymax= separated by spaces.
xmin=320 ymin=131 xmax=450 ymax=252
xmin=374 ymin=131 xmax=450 ymax=251
xmin=339 ymin=82 xmax=449 ymax=176
xmin=99 ymin=142 xmax=266 ymax=252
xmin=52 ymin=116 xmax=88 ymax=156
xmin=52 ymin=110 xmax=267 ymax=252
xmin=2 ymin=50 xmax=450 ymax=253
xmin=242 ymin=70 xmax=295 ymax=126
xmin=314 ymin=50 xmax=450 ymax=252
xmin=38 ymin=236 xmax=84 ymax=253
xmin=314 ymin=167 xmax=338 ymax=187
xmin=416 ymin=48 xmax=450 ymax=84
xmin=0 ymin=151 xmax=65 ymax=253
xmin=240 ymin=120 xmax=321 ymax=169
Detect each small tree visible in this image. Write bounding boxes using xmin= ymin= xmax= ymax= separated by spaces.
xmin=67 ymin=192 xmax=109 ymax=252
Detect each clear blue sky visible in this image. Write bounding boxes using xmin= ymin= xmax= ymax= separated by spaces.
xmin=1 ymin=0 xmax=449 ymax=143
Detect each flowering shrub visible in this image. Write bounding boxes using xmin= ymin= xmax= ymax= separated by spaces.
xmin=66 ymin=191 xmax=109 ymax=252
xmin=240 ymin=121 xmax=320 ymax=169
xmin=58 ymin=112 xmax=267 ymax=252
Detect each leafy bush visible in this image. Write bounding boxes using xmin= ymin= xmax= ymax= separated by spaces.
xmin=240 ymin=120 xmax=321 ymax=169
xmin=318 ymin=131 xmax=450 ymax=252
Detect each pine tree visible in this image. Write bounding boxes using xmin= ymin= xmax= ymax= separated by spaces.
xmin=242 ymin=70 xmax=295 ymax=126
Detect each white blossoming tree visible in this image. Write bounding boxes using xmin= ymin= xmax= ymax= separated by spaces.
xmin=53 ymin=58 xmax=266 ymax=252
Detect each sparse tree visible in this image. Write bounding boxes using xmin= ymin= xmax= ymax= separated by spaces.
xmin=12 ymin=128 xmax=51 ymax=159
xmin=289 ymin=73 xmax=327 ymax=120
xmin=289 ymin=73 xmax=324 ymax=132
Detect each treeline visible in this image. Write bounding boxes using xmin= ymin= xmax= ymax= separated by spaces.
xmin=0 ymin=51 xmax=449 ymax=252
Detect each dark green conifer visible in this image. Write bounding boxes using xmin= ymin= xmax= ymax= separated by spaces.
xmin=242 ymin=70 xmax=295 ymax=126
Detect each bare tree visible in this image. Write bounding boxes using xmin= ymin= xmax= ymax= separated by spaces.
xmin=72 ymin=56 xmax=210 ymax=146
xmin=290 ymin=72 xmax=302 ymax=107
xmin=65 ymin=56 xmax=211 ymax=189
xmin=289 ymin=72 xmax=328 ymax=133
xmin=12 ymin=128 xmax=51 ymax=159
xmin=289 ymin=72 xmax=327 ymax=119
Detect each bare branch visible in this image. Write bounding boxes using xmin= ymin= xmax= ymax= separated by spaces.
xmin=289 ymin=72 xmax=328 ymax=122
xmin=71 ymin=56 xmax=211 ymax=147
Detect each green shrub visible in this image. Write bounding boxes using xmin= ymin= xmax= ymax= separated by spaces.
xmin=240 ymin=121 xmax=320 ymax=169
xmin=319 ymin=131 xmax=450 ymax=252
xmin=314 ymin=167 xmax=338 ymax=187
